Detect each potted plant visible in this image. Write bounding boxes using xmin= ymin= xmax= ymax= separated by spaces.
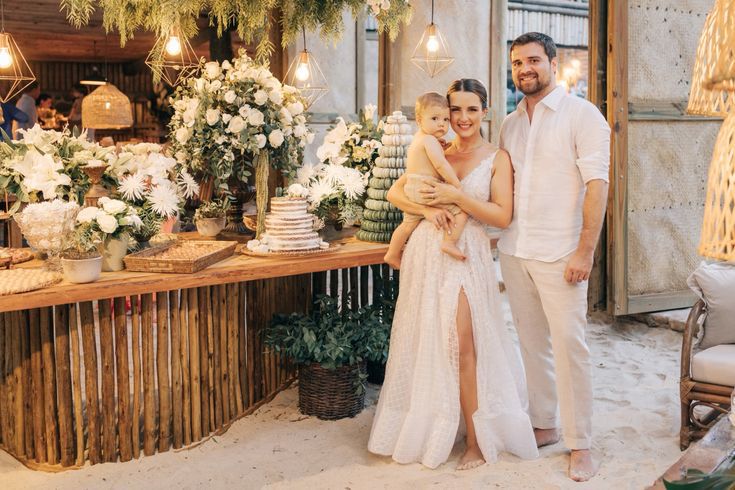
xmin=266 ymin=294 xmax=391 ymax=420
xmin=194 ymin=199 xmax=230 ymax=237
xmin=364 ymin=277 xmax=398 ymax=385
xmin=75 ymin=198 xmax=142 ymax=272
xmin=60 ymin=221 xmax=104 ymax=284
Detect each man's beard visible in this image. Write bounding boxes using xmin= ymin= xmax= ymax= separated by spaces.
xmin=516 ymin=75 xmax=549 ymax=96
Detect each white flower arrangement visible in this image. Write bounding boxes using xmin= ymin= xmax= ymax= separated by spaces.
xmin=315 ymin=105 xmax=382 ymax=174
xmin=76 ymin=197 xmax=142 ymax=241
xmin=169 ymin=49 xmax=314 ymax=192
xmin=0 ymin=124 xmax=114 ymax=212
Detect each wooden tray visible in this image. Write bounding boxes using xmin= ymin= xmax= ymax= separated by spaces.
xmin=241 ymin=243 xmax=342 ymax=259
xmin=123 ymin=240 xmax=237 ymax=273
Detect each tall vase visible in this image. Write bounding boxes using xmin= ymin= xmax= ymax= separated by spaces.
xmin=101 ymin=234 xmax=129 ymax=272
xmin=255 ymin=151 xmax=269 ymax=239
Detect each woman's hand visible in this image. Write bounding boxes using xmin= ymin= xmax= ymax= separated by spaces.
xmin=422 ymin=207 xmax=455 ymax=232
xmin=422 ymin=181 xmax=462 ymax=206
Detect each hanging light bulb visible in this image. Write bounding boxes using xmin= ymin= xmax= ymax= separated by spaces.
xmin=165 ymin=35 xmax=182 ymax=56
xmin=0 ymin=3 xmax=35 ymax=102
xmin=284 ymin=27 xmax=329 ymax=108
xmin=0 ymin=46 xmax=11 ymax=68
xmin=410 ymin=1 xmax=454 ymax=78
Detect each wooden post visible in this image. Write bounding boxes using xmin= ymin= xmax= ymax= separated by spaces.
xmin=179 ymin=289 xmax=192 ymax=446
xmin=238 ymin=282 xmax=248 ymax=410
xmin=330 ymin=269 xmax=339 ymax=299
xmin=10 ymin=311 xmax=24 ymax=458
xmin=169 ymin=290 xmax=183 ymax=449
xmin=359 ymin=267 xmax=369 ymax=308
xmin=205 ymin=286 xmax=216 ymax=430
xmin=79 ymin=302 xmax=100 ymax=464
xmin=54 ymin=305 xmax=74 ymax=466
xmin=113 ymin=297 xmax=132 ymax=462
xmin=227 ymin=283 xmax=242 ymax=415
xmin=98 ymin=299 xmax=117 ymax=462
xmin=39 ymin=307 xmax=59 ymax=464
xmin=197 ymin=287 xmax=211 ymax=434
xmin=28 ymin=308 xmax=46 ymax=463
xmin=209 ymin=286 xmax=223 ymax=428
xmin=141 ymin=293 xmax=156 ymax=456
xmin=0 ymin=313 xmax=6 ymax=450
xmin=130 ymin=295 xmax=142 ymax=459
xmin=349 ymin=267 xmax=358 ymax=312
xmin=68 ymin=304 xmax=84 ymax=466
xmin=188 ymin=288 xmax=202 ymax=441
xmin=217 ymin=284 xmax=230 ymax=423
xmin=155 ymin=292 xmax=171 ymax=452
xmin=488 ymin=0 xmax=507 ymax=142
xmin=20 ymin=311 xmax=33 ymax=461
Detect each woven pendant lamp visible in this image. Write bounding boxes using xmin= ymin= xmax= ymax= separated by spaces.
xmin=82 ymin=83 xmax=133 ymax=129
xmin=705 ymin=0 xmax=735 ymax=91
xmin=0 ymin=0 xmax=35 ymax=103
xmin=687 ymin=0 xmax=735 ymax=116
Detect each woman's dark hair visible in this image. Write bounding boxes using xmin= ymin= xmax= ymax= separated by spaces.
xmin=510 ymin=32 xmax=557 ymax=61
xmin=446 ymin=79 xmax=488 ymax=110
xmin=36 ymin=93 xmax=52 ymax=106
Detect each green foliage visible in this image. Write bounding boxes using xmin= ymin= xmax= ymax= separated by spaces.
xmin=265 ymin=288 xmax=395 ymax=371
xmin=60 ymin=1 xmax=412 ymax=64
xmin=664 ymin=451 xmax=735 ymax=489
xmin=194 ymin=198 xmax=230 ymax=220
xmin=62 ymin=223 xmax=103 ymax=259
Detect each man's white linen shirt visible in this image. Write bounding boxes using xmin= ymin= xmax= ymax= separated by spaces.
xmin=498 ymin=86 xmax=610 ymax=262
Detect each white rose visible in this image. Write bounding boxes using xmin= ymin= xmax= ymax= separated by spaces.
xmin=268 ymin=129 xmax=284 ymax=148
xmin=204 ymin=61 xmax=221 ymax=79
xmin=255 ymin=134 xmax=267 ymax=148
xmin=293 ymin=124 xmax=307 ymax=138
xmin=209 ymin=80 xmax=222 ymax=92
xmin=224 ymin=90 xmax=237 ymax=104
xmin=222 ymin=113 xmax=233 ymax=124
xmin=175 ymin=127 xmax=191 ymax=144
xmin=195 ymin=79 xmax=205 ymax=92
xmin=287 ymin=183 xmax=309 ymax=198
xmin=102 ymin=199 xmax=127 ymax=215
xmin=206 ymin=108 xmax=220 ymax=125
xmin=253 ymin=90 xmax=268 ymax=105
xmin=76 ymin=206 xmax=99 ymax=224
xmin=286 ymin=101 xmax=304 ymax=116
xmin=227 ymin=116 xmax=246 ymax=133
xmin=279 ymin=107 xmax=292 ymax=124
xmin=238 ymin=105 xmax=251 ymax=118
xmin=269 ymin=89 xmax=283 ymax=105
xmin=248 ymin=109 xmax=264 ymax=126
xmin=97 ymin=213 xmax=119 ymax=234
xmin=221 ymin=60 xmax=232 ymax=71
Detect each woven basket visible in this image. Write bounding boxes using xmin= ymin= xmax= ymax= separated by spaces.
xmin=298 ymin=362 xmax=366 ymax=420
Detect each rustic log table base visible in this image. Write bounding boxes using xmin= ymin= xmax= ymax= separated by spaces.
xmin=0 ymin=237 xmax=391 ymax=470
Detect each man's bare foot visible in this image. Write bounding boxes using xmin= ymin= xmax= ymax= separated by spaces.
xmin=383 ymin=252 xmax=401 ymax=270
xmin=569 ymin=449 xmax=597 ymax=482
xmin=441 ymin=241 xmax=466 ymax=261
xmin=534 ymin=428 xmax=561 ymax=448
xmin=456 ymin=445 xmax=485 ymax=471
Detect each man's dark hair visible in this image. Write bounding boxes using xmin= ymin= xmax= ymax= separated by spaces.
xmin=510 ymin=32 xmax=557 ymax=60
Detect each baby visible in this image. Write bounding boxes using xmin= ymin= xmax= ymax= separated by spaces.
xmin=383 ymin=92 xmax=468 ymax=269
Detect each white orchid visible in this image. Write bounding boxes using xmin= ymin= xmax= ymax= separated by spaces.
xmin=12 ymin=149 xmax=71 ymax=200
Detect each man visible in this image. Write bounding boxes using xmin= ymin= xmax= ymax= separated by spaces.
xmin=498 ymin=32 xmax=610 ymax=482
xmin=14 ymin=81 xmax=40 ymax=138
xmin=0 ymin=102 xmax=28 ymax=139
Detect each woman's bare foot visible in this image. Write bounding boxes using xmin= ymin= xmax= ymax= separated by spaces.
xmin=441 ymin=241 xmax=466 ymax=261
xmin=569 ymin=449 xmax=597 ymax=482
xmin=383 ymin=252 xmax=401 ymax=270
xmin=456 ymin=445 xmax=485 ymax=471
xmin=534 ymin=428 xmax=561 ymax=447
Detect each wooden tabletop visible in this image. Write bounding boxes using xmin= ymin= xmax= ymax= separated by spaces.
xmin=648 ymin=415 xmax=735 ymax=489
xmin=0 ymin=237 xmax=388 ymax=313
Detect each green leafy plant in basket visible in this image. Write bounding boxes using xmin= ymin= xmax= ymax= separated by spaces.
xmin=663 ymin=450 xmax=735 ymax=489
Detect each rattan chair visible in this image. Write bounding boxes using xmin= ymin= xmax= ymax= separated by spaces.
xmin=680 ymin=298 xmax=734 ymax=449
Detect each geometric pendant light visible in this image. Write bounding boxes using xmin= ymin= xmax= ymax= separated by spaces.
xmin=410 ymin=0 xmax=454 ymax=78
xmin=284 ymin=28 xmax=329 ymax=109
xmin=145 ymin=28 xmax=199 ymax=87
xmin=0 ymin=0 xmax=35 ymax=102
xmin=81 ymin=83 xmax=133 ymax=129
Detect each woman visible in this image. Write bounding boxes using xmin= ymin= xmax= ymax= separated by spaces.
xmin=368 ymin=79 xmax=538 ymax=470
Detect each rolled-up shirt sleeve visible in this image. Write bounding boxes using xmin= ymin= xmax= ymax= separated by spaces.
xmin=574 ymin=103 xmax=611 ymax=184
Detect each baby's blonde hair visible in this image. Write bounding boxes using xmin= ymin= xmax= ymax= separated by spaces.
xmin=415 ymin=92 xmax=448 ymax=120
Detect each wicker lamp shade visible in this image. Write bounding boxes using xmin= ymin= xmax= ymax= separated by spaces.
xmin=687 ymin=0 xmax=735 ymax=116
xmin=0 ymin=32 xmax=35 ymax=103
xmin=81 ymin=83 xmax=133 ymax=129
xmin=706 ymin=0 xmax=735 ymax=91
xmin=699 ymin=113 xmax=735 ymax=261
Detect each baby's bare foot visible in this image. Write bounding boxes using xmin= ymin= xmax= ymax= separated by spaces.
xmin=441 ymin=242 xmax=466 ymax=261
xmin=456 ymin=445 xmax=485 ymax=471
xmin=569 ymin=449 xmax=597 ymax=482
xmin=384 ymin=252 xmax=401 ymax=270
xmin=534 ymin=427 xmax=561 ymax=448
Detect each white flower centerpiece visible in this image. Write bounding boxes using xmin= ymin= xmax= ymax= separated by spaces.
xmin=169 ymin=49 xmax=314 ymax=237
xmin=106 ymin=142 xmax=199 ymax=245
xmin=13 ymin=199 xmax=80 ymax=270
xmin=76 ymin=197 xmax=142 ymax=272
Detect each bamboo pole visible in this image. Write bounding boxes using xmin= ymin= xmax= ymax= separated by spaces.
xmin=156 ymin=292 xmax=171 ymax=452
xmin=113 ymin=297 xmax=132 ymax=462
xmin=204 ymin=286 xmax=216 ymax=430
xmin=0 ymin=313 xmax=6 ymax=450
xmin=197 ymin=287 xmax=211 ymax=434
xmin=210 ymin=286 xmax=223 ymax=428
xmin=349 ymin=267 xmax=358 ymax=312
xmin=229 ymin=283 xmax=243 ymax=414
xmin=68 ymin=304 xmax=84 ymax=466
xmin=169 ymin=290 xmax=183 ymax=449
xmin=238 ymin=282 xmax=248 ymax=410
xmin=54 ymin=305 xmax=74 ymax=466
xmin=2 ymin=313 xmax=15 ymax=456
xmin=28 ymin=308 xmax=46 ymax=463
xmin=179 ymin=289 xmax=191 ymax=446
xmin=359 ymin=266 xmax=369 ymax=308
xmin=39 ymin=307 xmax=58 ymax=464
xmin=330 ymin=269 xmax=339 ymax=299
xmin=188 ymin=288 xmax=202 ymax=441
xmin=79 ymin=302 xmax=100 ymax=464
xmin=98 ymin=299 xmax=117 ymax=463
xmin=11 ymin=311 xmax=24 ymax=458
xmin=216 ymin=284 xmax=230 ymax=424
xmin=141 ymin=293 xmax=156 ymax=456
xmin=20 ymin=311 xmax=33 ymax=461
xmin=130 ymin=295 xmax=142 ymax=459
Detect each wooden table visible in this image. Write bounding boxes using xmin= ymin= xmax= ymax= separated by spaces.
xmin=0 ymin=237 xmax=389 ymax=470
xmin=648 ymin=415 xmax=735 ymax=489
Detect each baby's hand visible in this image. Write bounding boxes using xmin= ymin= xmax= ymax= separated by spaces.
xmin=438 ymin=138 xmax=451 ymax=150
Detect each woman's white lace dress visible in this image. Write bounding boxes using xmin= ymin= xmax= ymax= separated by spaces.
xmin=368 ymin=153 xmax=539 ymax=468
